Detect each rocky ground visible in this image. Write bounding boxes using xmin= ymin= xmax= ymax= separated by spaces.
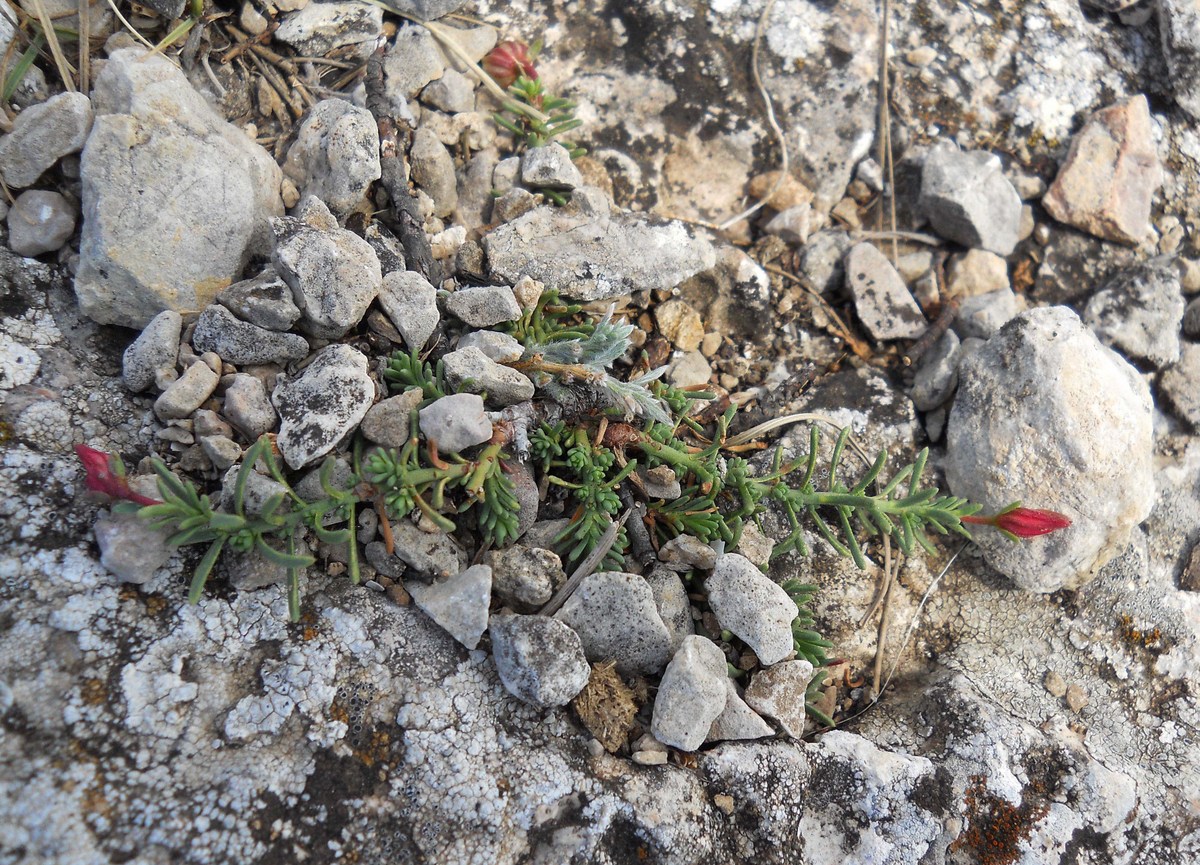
xmin=1 ymin=0 xmax=1200 ymax=863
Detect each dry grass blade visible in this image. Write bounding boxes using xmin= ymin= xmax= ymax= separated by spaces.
xmin=29 ymin=0 xmax=75 ymax=91
xmin=104 ymin=0 xmax=162 ymax=55
xmin=761 ymin=263 xmax=874 ymax=361
xmin=538 ymin=510 xmax=631 ymax=617
xmin=77 ymin=0 xmax=89 ymax=91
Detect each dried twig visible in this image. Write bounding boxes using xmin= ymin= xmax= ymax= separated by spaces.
xmin=762 ymin=263 xmax=874 ymax=361
xmin=29 ymin=0 xmax=75 ymax=90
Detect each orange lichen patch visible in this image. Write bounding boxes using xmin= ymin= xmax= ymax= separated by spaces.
xmin=353 ymin=730 xmax=393 ymax=769
xmin=1118 ymin=614 xmax=1163 ymax=651
xmin=951 ymin=775 xmax=1049 ymax=865
xmin=572 ymin=660 xmax=640 ymax=754
xmin=81 ymin=678 xmax=108 ymax=706
xmin=144 ymin=595 xmax=168 ymax=616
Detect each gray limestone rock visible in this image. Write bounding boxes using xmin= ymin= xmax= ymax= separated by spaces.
xmin=763 ymin=204 xmax=811 ymax=245
xmin=489 ymin=544 xmax=562 ymax=610
xmin=800 ymin=230 xmax=855 ymax=292
xmin=489 ymin=614 xmax=590 ymax=707
xmin=217 ymin=268 xmax=302 ymax=332
xmin=76 ymin=47 xmax=282 ymax=329
xmin=520 ymin=143 xmax=583 ymax=190
xmin=1083 ymin=257 xmax=1185 ymax=369
xmin=272 ymin=202 xmax=382 ymax=339
xmin=946 ymin=307 xmax=1154 ymax=591
xmin=744 ymin=660 xmax=816 ymax=738
xmin=222 ymin=374 xmax=277 ymax=440
xmin=418 ymin=393 xmax=492 ymax=453
xmin=94 ymin=508 xmax=173 ymax=584
xmin=0 ymin=91 xmax=93 ymax=188
xmin=377 ymin=270 xmax=440 ymax=351
xmin=1183 ymin=296 xmax=1200 ymax=338
xmin=642 ymin=465 xmax=682 ymax=500
xmin=441 ymin=346 xmax=534 ymax=407
xmin=1162 ymin=0 xmax=1200 ymax=122
xmin=554 ymin=571 xmax=673 ymax=676
xmin=192 ymin=304 xmax=310 ymax=366
xmin=420 ymin=69 xmax=475 ymax=113
xmin=953 ymin=287 xmax=1023 ymax=340
xmin=706 ymin=678 xmax=774 ymax=742
xmin=408 ymin=564 xmax=491 ymax=649
xmin=380 ymin=0 xmax=466 ymax=20
xmin=1161 ymin=343 xmax=1200 ymax=429
xmin=492 ymin=187 xmax=538 ymax=224
xmin=944 ymin=249 xmax=1010 ymax=299
xmin=383 ymin=24 xmax=445 ymax=104
xmin=911 ymin=330 xmax=961 ymax=411
xmin=443 ymin=285 xmax=522 ymax=328
xmin=388 ymin=519 xmax=467 ymax=580
xmin=646 ymin=568 xmax=694 ymax=655
xmin=199 ymin=435 xmax=241 ymax=471
xmin=657 ymin=535 xmax=718 ymax=571
xmin=219 ymin=465 xmax=290 ymax=517
xmin=154 ymin=361 xmax=219 ymax=421
xmin=122 ymin=310 xmax=181 ymax=393
xmin=1042 ymin=95 xmax=1162 ymax=246
xmin=456 ymin=330 xmax=524 ymax=363
xmin=282 ymin=99 xmax=381 ymax=217
xmin=271 ymin=344 xmax=374 ymax=469
xmin=918 ymin=146 xmax=1022 ymax=255
xmin=650 ymin=636 xmax=729 ymax=751
xmin=844 ymin=242 xmax=927 ymax=341
xmin=272 ymin=2 xmax=382 ymax=60
xmin=410 ymin=127 xmax=457 ymax=218
xmin=484 ymin=206 xmax=719 ymax=302
xmin=6 ymin=190 xmax=75 ymax=257
xmin=706 ymin=553 xmax=797 ymax=666
xmin=360 ymin=390 xmax=424 ymax=448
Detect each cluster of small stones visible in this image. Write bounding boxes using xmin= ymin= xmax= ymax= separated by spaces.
xmin=3 ymin=0 xmax=1194 ymax=765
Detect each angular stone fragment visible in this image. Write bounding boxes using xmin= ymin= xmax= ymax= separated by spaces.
xmin=76 ymin=48 xmax=282 ymax=328
xmin=410 ymin=127 xmax=457 ymax=218
xmin=360 ymin=390 xmax=423 ymax=448
xmin=650 ymin=636 xmax=729 ymax=751
xmin=222 ymin=374 xmax=277 ymax=440
xmin=520 ymin=143 xmax=583 ymax=190
xmin=408 ymin=564 xmax=491 ymax=650
xmin=654 ymin=298 xmax=705 ymax=352
xmin=743 ymin=660 xmax=815 ymax=738
xmin=271 ymin=344 xmax=374 ymax=468
xmin=122 ymin=310 xmax=180 ymax=393
xmin=707 ymin=678 xmax=774 ymax=743
xmin=272 ymin=202 xmax=382 ymax=339
xmin=383 ymin=24 xmax=445 ymax=102
xmin=192 ymin=305 xmax=310 ymax=366
xmin=441 ymin=346 xmax=534 ymax=407
xmin=456 ymin=330 xmax=524 ymax=363
xmin=953 ymin=288 xmax=1023 ymax=340
xmin=657 ymin=534 xmax=717 ymax=572
xmin=918 ymin=146 xmax=1022 ymax=255
xmin=489 ymin=544 xmax=562 ymax=609
xmin=911 ymin=330 xmax=960 ymax=411
xmin=94 ymin=509 xmax=173 ymax=584
xmin=377 ymin=270 xmax=440 ymax=351
xmin=418 ymin=393 xmax=493 ymax=453
xmin=0 ymin=91 xmax=93 ymax=188
xmin=443 ymin=285 xmax=522 ymax=327
xmin=1160 ymin=0 xmax=1200 ymax=121
xmin=946 ymin=307 xmax=1154 ymax=591
xmin=421 ymin=68 xmax=475 ymax=113
xmin=154 ymin=361 xmax=219 ymax=421
xmin=282 ymin=99 xmax=381 ymax=216
xmin=490 ymin=614 xmax=590 ymax=707
xmin=645 ymin=568 xmax=694 ymax=655
xmin=1083 ymin=257 xmax=1184 ymax=368
xmin=272 ymin=2 xmax=382 ymax=60
xmin=844 ymin=243 xmax=927 ymax=341
xmin=1043 ymin=95 xmax=1161 ymax=245
xmin=217 ymin=268 xmax=301 ymax=332
xmin=555 ymin=571 xmax=673 ymax=676
xmin=706 ymin=554 xmax=797 ymax=666
xmin=387 ymin=519 xmax=467 ymax=580
xmin=484 ymin=207 xmax=719 ymax=302
xmin=1160 ymin=343 xmax=1200 ymax=429
xmin=945 ymin=250 xmax=1009 ymax=300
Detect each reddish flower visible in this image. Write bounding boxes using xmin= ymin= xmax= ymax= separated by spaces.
xmin=482 ymin=40 xmax=538 ymax=88
xmin=961 ymin=506 xmax=1072 ymax=539
xmin=75 ymin=444 xmax=160 ymax=506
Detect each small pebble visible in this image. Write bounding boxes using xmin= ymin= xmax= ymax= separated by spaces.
xmin=7 ymin=189 xmax=76 ymax=256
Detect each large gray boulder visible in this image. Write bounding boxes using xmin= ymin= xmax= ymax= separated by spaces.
xmin=75 ymin=48 xmax=283 ymax=328
xmin=945 ymin=307 xmax=1154 ymax=591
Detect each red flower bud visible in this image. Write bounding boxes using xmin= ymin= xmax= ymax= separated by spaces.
xmin=482 ymin=40 xmax=538 ymax=89
xmin=75 ymin=444 xmax=161 ymax=506
xmin=961 ymin=506 xmax=1071 ymax=539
